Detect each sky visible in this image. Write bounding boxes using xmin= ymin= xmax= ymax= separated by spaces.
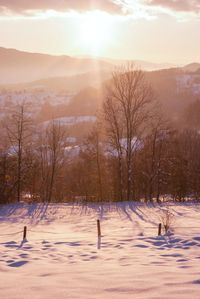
xmin=0 ymin=0 xmax=200 ymax=64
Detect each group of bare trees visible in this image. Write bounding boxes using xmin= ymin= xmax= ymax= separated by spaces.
xmin=1 ymin=65 xmax=200 ymax=203
xmin=0 ymin=102 xmax=66 ymax=203
xmin=67 ymin=126 xmax=200 ymax=202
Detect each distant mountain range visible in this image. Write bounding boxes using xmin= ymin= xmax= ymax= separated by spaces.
xmin=97 ymin=57 xmax=178 ymax=71
xmin=182 ymin=63 xmax=200 ymax=72
xmin=0 ymin=47 xmax=111 ymax=84
xmin=1 ymin=47 xmax=199 ymax=85
xmin=76 ymin=55 xmax=177 ymax=71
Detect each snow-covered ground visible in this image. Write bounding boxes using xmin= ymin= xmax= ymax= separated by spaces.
xmin=0 ymin=90 xmax=72 ymax=107
xmin=176 ymin=73 xmax=200 ymax=95
xmin=1 ymin=202 xmax=200 ymax=299
xmin=41 ymin=115 xmax=96 ymax=127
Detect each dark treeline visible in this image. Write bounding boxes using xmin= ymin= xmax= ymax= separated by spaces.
xmin=0 ymin=65 xmax=200 ymax=204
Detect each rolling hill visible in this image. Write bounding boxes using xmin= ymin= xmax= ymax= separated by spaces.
xmin=0 ymin=47 xmax=183 ymax=85
xmin=0 ymin=47 xmax=112 ymax=84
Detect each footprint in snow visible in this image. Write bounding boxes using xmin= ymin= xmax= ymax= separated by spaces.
xmin=19 ymin=253 xmax=29 ymax=258
xmin=176 ymin=258 xmax=188 ymax=262
xmin=192 ymin=279 xmax=200 ymax=284
xmin=134 ymin=244 xmax=149 ymax=248
xmin=193 ymin=237 xmax=200 ymax=242
xmin=8 ymin=260 xmax=28 ymax=267
xmin=4 ymin=241 xmax=18 ymax=248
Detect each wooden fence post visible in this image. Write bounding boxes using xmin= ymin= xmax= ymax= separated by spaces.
xmin=158 ymin=223 xmax=162 ymax=236
xmin=97 ymin=220 xmax=101 ymax=237
xmin=23 ymin=226 xmax=27 ymax=240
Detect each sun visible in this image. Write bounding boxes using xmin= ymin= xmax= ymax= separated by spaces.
xmin=79 ymin=12 xmax=113 ymax=56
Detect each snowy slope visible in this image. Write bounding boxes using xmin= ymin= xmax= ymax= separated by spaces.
xmin=41 ymin=115 xmax=96 ymax=127
xmin=1 ymin=202 xmax=200 ymax=299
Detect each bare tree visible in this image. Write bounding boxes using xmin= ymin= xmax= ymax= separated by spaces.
xmin=0 ymin=142 xmax=13 ymax=203
xmin=83 ymin=124 xmax=105 ymax=201
xmin=37 ymin=120 xmax=66 ymax=202
xmin=5 ymin=102 xmax=32 ymax=202
xmin=139 ymin=113 xmax=170 ymax=202
xmin=103 ymin=93 xmax=124 ymax=200
xmin=103 ymin=64 xmax=155 ymax=201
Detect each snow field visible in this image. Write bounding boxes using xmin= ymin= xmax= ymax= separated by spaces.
xmin=1 ymin=202 xmax=200 ymax=299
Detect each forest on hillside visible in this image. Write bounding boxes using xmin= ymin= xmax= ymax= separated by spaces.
xmin=1 ymin=65 xmax=200 ymax=204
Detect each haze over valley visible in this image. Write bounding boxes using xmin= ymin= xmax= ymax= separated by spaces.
xmin=0 ymin=47 xmax=200 ymax=141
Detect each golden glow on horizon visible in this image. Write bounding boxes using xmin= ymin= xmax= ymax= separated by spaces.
xmin=0 ymin=9 xmax=199 ymax=64
xmin=79 ymin=12 xmax=113 ymax=56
